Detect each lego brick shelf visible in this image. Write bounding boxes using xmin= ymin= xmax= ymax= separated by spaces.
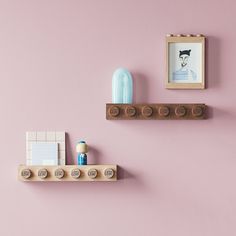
xmin=18 ymin=165 xmax=117 ymax=182
xmin=106 ymin=104 xmax=207 ymax=120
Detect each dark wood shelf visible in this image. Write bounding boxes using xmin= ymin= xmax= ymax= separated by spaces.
xmin=106 ymin=103 xmax=207 ymax=120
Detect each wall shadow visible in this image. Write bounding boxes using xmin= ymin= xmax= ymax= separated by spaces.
xmin=89 ymin=146 xmax=102 ymax=164
xmin=117 ymin=165 xmax=136 ymax=180
xmin=132 ymin=72 xmax=150 ymax=103
xmin=209 ymin=106 xmax=236 ymax=119
xmin=207 ymin=105 xmax=213 ymax=119
xmin=65 ymin=133 xmax=74 ymax=165
xmin=206 ymin=36 xmax=221 ymax=89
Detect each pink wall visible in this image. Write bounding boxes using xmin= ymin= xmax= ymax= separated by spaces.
xmin=1 ymin=0 xmax=236 ymax=235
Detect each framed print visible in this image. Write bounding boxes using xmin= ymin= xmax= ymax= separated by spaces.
xmin=166 ymin=34 xmax=205 ymax=89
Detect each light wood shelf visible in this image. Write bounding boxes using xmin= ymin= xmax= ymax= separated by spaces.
xmin=106 ymin=103 xmax=207 ymax=120
xmin=18 ymin=165 xmax=117 ymax=182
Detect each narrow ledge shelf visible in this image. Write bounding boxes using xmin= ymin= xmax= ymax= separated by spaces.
xmin=18 ymin=165 xmax=117 ymax=182
xmin=106 ymin=103 xmax=207 ymax=120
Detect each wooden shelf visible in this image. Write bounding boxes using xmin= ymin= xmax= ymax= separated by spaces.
xmin=106 ymin=103 xmax=206 ymax=120
xmin=18 ymin=165 xmax=117 ymax=182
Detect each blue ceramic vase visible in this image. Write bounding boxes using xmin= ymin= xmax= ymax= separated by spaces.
xmin=112 ymin=68 xmax=133 ymax=104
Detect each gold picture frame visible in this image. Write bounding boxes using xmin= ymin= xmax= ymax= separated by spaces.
xmin=166 ymin=34 xmax=205 ymax=89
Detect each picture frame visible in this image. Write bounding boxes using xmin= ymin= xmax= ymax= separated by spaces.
xmin=166 ymin=34 xmax=205 ymax=89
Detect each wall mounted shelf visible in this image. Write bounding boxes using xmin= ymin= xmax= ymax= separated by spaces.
xmin=18 ymin=165 xmax=117 ymax=182
xmin=106 ymin=103 xmax=207 ymax=120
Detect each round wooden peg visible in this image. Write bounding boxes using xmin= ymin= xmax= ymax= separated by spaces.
xmin=196 ymin=34 xmax=203 ymax=37
xmin=125 ymin=106 xmax=136 ymax=117
xmin=142 ymin=106 xmax=153 ymax=117
xmin=104 ymin=168 xmax=115 ymax=179
xmin=54 ymin=168 xmax=65 ymax=179
xmin=158 ymin=106 xmax=170 ymax=117
xmin=71 ymin=168 xmax=81 ymax=179
xmin=192 ymin=105 xmax=204 ymax=117
xmin=88 ymin=169 xmax=98 ymax=179
xmin=38 ymin=169 xmax=48 ymax=179
xmin=166 ymin=34 xmax=173 ymax=37
xmin=186 ymin=34 xmax=192 ymax=37
xmin=175 ymin=106 xmax=186 ymax=117
xmin=21 ymin=168 xmax=32 ymax=179
xmin=176 ymin=34 xmax=183 ymax=37
xmin=109 ymin=106 xmax=120 ymax=117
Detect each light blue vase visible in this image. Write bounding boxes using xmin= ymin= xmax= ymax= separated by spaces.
xmin=112 ymin=68 xmax=133 ymax=104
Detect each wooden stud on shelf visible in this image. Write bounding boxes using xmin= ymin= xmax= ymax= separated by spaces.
xmin=175 ymin=105 xmax=187 ymax=117
xmin=158 ymin=106 xmax=170 ymax=117
xmin=87 ymin=168 xmax=98 ymax=179
xmin=104 ymin=168 xmax=115 ymax=179
xmin=125 ymin=106 xmax=136 ymax=117
xmin=142 ymin=106 xmax=153 ymax=117
xmin=109 ymin=106 xmax=120 ymax=117
xmin=54 ymin=168 xmax=65 ymax=179
xmin=71 ymin=168 xmax=81 ymax=179
xmin=21 ymin=168 xmax=32 ymax=179
xmin=38 ymin=169 xmax=48 ymax=179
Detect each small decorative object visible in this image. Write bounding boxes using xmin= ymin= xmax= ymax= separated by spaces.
xmin=31 ymin=143 xmax=58 ymax=165
xmin=166 ymin=34 xmax=205 ymax=89
xmin=76 ymin=141 xmax=88 ymax=165
xmin=112 ymin=68 xmax=133 ymax=103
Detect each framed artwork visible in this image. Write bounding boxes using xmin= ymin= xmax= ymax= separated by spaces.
xmin=166 ymin=34 xmax=205 ymax=89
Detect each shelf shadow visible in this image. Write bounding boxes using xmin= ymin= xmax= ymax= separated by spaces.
xmin=132 ymin=72 xmax=150 ymax=103
xmin=65 ymin=133 xmax=74 ymax=165
xmin=117 ymin=166 xmax=136 ymax=180
xmin=206 ymin=36 xmax=221 ymax=89
xmin=207 ymin=105 xmax=213 ymax=119
xmin=89 ymin=146 xmax=102 ymax=164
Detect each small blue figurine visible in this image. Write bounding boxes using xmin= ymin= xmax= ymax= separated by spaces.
xmin=76 ymin=141 xmax=88 ymax=165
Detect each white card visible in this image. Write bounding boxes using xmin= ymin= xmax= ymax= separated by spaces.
xmin=31 ymin=143 xmax=58 ymax=165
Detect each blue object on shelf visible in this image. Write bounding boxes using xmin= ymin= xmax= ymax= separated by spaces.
xmin=78 ymin=153 xmax=87 ymax=165
xmin=76 ymin=140 xmax=88 ymax=165
xmin=112 ymin=68 xmax=133 ymax=104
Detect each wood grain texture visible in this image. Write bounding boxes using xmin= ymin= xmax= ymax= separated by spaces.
xmin=106 ymin=104 xmax=207 ymax=120
xmin=18 ymin=165 xmax=117 ymax=182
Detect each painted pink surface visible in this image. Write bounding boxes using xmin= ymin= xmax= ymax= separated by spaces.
xmin=0 ymin=0 xmax=236 ymax=235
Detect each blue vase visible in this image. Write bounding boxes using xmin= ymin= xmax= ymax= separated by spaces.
xmin=112 ymin=68 xmax=133 ymax=104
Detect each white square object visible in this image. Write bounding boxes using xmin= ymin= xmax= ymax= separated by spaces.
xmin=26 ymin=131 xmax=66 ymax=165
xmin=57 ymin=141 xmax=65 ymax=151
xmin=26 ymin=159 xmax=32 ymax=165
xmin=31 ymin=143 xmax=58 ymax=165
xmin=56 ymin=132 xmax=65 ymax=141
xmin=26 ymin=132 xmax=37 ymax=141
xmin=46 ymin=132 xmax=56 ymax=141
xmin=36 ymin=132 xmax=46 ymax=141
xmin=58 ymin=151 xmax=66 ymax=165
